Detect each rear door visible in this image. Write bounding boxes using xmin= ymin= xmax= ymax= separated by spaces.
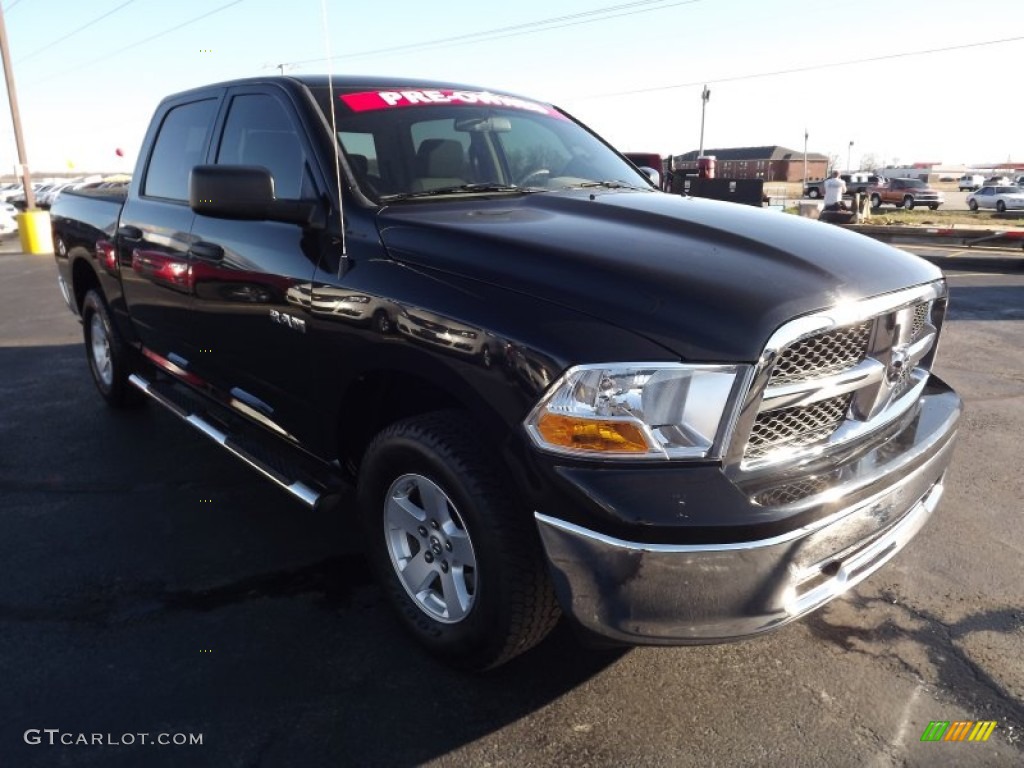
xmin=119 ymin=92 xmax=222 ymax=359
xmin=185 ymin=84 xmax=328 ymax=439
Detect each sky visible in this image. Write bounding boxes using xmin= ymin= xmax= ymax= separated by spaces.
xmin=0 ymin=0 xmax=1021 ymax=175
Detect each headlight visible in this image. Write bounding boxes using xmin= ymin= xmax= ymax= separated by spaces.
xmin=525 ymin=363 xmax=749 ymax=460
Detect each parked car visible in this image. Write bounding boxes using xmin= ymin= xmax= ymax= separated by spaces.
xmin=984 ymin=176 xmax=1012 ymax=186
xmin=958 ymin=174 xmax=984 ymax=191
xmin=51 ymin=74 xmax=961 ymax=670
xmin=966 ymin=185 xmax=1024 ymax=212
xmin=0 ymin=201 xmax=18 ymax=234
xmin=869 ymin=178 xmax=944 ymax=210
xmin=804 ymin=173 xmax=880 ymax=199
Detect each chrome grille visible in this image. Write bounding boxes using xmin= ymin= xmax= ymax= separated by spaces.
xmin=738 ymin=282 xmax=946 ymax=469
xmin=769 ymin=322 xmax=871 ymax=385
xmin=746 ymin=394 xmax=851 ymax=459
xmin=753 ymin=474 xmax=833 ymax=507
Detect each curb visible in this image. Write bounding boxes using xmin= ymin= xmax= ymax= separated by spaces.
xmin=843 ymin=224 xmax=1024 ymax=247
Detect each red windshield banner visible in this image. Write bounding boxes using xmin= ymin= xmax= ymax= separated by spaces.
xmin=340 ymin=89 xmax=564 ymax=118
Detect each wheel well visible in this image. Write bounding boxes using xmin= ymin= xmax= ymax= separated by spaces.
xmin=337 ymin=370 xmax=495 ymax=473
xmin=71 ymin=254 xmax=100 ymax=312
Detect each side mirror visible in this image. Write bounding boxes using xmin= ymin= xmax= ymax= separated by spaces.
xmin=638 ymin=166 xmax=661 ymax=188
xmin=189 ymin=165 xmax=322 ymax=227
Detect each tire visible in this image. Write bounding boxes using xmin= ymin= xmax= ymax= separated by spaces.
xmin=373 ymin=308 xmax=392 ymax=334
xmin=903 ymin=196 xmax=914 ymax=210
xmin=807 ymin=188 xmax=819 ymax=199
xmin=358 ymin=411 xmax=560 ymax=670
xmin=997 ymin=200 xmax=1007 ymax=213
xmin=81 ymin=289 xmax=143 ymax=408
xmin=969 ymin=199 xmax=979 ymax=212
xmin=929 ymin=204 xmax=939 ymax=211
xmin=870 ymin=193 xmax=881 ymax=209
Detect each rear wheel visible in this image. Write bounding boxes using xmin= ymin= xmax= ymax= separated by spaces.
xmin=358 ymin=411 xmax=560 ymax=670
xmin=81 ymin=290 xmax=143 ymax=408
xmin=807 ymin=188 xmax=819 ymax=199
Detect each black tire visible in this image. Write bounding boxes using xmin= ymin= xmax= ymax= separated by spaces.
xmin=358 ymin=411 xmax=560 ymax=670
xmin=807 ymin=188 xmax=819 ymax=199
xmin=870 ymin=193 xmax=882 ymax=209
xmin=373 ymin=308 xmax=392 ymax=334
xmin=81 ymin=290 xmax=143 ymax=408
xmin=903 ymin=196 xmax=914 ymax=210
xmin=996 ymin=200 xmax=1007 ymax=213
xmin=929 ymin=204 xmax=940 ymax=211
xmin=969 ymin=199 xmax=979 ymax=212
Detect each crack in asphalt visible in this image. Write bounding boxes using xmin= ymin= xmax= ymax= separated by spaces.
xmin=806 ymin=589 xmax=1024 ymax=752
xmin=0 ymin=556 xmax=376 ymax=627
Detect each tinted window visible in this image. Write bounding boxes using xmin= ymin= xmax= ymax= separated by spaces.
xmin=216 ymin=93 xmax=312 ymax=200
xmin=144 ymin=99 xmax=217 ymax=200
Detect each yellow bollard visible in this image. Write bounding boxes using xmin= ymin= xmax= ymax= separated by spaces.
xmin=15 ymin=209 xmax=53 ymax=254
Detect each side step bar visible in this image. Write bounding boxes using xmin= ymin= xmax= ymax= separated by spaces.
xmin=129 ymin=373 xmax=322 ymax=509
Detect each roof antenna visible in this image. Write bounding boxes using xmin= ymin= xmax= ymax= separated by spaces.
xmin=320 ymin=0 xmax=348 ymax=271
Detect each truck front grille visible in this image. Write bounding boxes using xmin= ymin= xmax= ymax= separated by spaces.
xmin=738 ymin=282 xmax=946 ymax=469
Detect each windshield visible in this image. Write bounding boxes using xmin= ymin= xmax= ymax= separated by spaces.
xmin=313 ymin=86 xmax=650 ymax=201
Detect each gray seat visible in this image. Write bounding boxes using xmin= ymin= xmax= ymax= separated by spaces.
xmin=411 ymin=139 xmax=466 ymax=192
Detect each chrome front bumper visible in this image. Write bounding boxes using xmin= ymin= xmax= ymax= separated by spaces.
xmin=535 ymin=384 xmax=959 ymax=645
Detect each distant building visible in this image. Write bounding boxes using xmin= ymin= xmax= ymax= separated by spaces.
xmin=672 ymin=146 xmax=829 ymax=181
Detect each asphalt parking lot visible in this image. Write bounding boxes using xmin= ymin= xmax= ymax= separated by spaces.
xmin=1 ymin=238 xmax=1021 ymax=768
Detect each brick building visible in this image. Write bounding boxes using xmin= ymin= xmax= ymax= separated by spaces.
xmin=672 ymin=146 xmax=829 ymax=181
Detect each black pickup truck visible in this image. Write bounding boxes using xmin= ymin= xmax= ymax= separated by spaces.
xmin=51 ymin=76 xmax=961 ymax=670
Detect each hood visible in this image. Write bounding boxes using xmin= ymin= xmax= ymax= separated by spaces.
xmin=376 ymin=190 xmax=941 ymax=361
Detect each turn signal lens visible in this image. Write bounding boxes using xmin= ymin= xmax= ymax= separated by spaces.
xmin=535 ymin=412 xmax=650 ymax=453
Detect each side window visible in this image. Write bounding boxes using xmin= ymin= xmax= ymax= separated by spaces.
xmin=216 ymin=93 xmax=313 ymax=200
xmin=338 ymin=131 xmax=378 ymax=176
xmin=143 ymin=99 xmax=217 ymax=201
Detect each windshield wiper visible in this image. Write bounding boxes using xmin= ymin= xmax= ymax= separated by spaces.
xmin=380 ymin=183 xmax=528 ymax=202
xmin=573 ymin=180 xmax=650 ymax=191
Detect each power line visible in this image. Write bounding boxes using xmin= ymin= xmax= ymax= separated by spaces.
xmin=285 ymin=0 xmax=699 ymax=67
xmin=17 ymin=0 xmax=141 ymax=64
xmin=592 ymin=34 xmax=1024 ymax=98
xmin=29 ymin=0 xmax=244 ymax=86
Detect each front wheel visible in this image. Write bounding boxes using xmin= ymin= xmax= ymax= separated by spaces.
xmin=870 ymin=193 xmax=882 ymax=209
xmin=358 ymin=411 xmax=560 ymax=670
xmin=903 ymin=196 xmax=914 ymax=210
xmin=997 ymin=200 xmax=1007 ymax=213
xmin=82 ymin=289 xmax=143 ymax=408
xmin=929 ymin=204 xmax=940 ymax=210
xmin=969 ymin=199 xmax=979 ymax=212
xmin=807 ymin=188 xmax=820 ymax=199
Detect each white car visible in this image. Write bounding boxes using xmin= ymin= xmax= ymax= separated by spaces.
xmin=958 ymin=174 xmax=984 ymax=191
xmin=0 ymin=201 xmax=18 ymax=234
xmin=966 ymin=185 xmax=1024 ymax=213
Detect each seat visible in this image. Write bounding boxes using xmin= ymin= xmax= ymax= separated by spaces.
xmin=411 ymin=139 xmax=466 ymax=192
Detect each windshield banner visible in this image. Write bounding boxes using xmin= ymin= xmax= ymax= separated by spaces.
xmin=340 ymin=89 xmax=563 ymax=117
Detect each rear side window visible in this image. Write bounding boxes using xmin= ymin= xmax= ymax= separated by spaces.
xmin=216 ymin=93 xmax=313 ymax=200
xmin=143 ymin=99 xmax=217 ymax=201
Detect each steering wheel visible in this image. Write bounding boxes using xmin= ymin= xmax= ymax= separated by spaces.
xmin=515 ymin=168 xmax=551 ymax=186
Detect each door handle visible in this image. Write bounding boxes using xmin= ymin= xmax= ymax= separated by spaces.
xmin=188 ymin=242 xmax=224 ymax=261
xmin=117 ymin=225 xmax=142 ymax=240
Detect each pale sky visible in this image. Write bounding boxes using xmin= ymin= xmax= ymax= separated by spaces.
xmin=1 ymin=0 xmax=1021 ymax=174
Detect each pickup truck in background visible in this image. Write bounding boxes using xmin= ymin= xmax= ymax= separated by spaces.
xmin=869 ymin=177 xmax=945 ymax=210
xmin=803 ymin=173 xmax=881 ymax=199
xmin=51 ymin=76 xmax=961 ymax=670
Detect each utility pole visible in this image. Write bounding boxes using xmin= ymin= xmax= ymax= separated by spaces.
xmin=803 ymin=129 xmax=808 ymax=182
xmin=0 ymin=5 xmax=34 ymax=209
xmin=698 ymin=85 xmax=710 ymax=157
xmin=847 ymin=140 xmax=854 ymax=174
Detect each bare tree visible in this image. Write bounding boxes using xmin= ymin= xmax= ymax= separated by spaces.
xmin=859 ymin=153 xmax=882 ymax=172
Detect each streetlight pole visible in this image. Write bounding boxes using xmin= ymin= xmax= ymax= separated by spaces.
xmin=0 ymin=6 xmax=34 ymax=210
xmin=803 ymin=129 xmax=808 ymax=182
xmin=847 ymin=140 xmax=854 ymax=173
xmin=698 ymin=85 xmax=710 ymax=157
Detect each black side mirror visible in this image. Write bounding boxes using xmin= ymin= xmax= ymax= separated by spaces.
xmin=189 ymin=165 xmax=322 ymax=227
